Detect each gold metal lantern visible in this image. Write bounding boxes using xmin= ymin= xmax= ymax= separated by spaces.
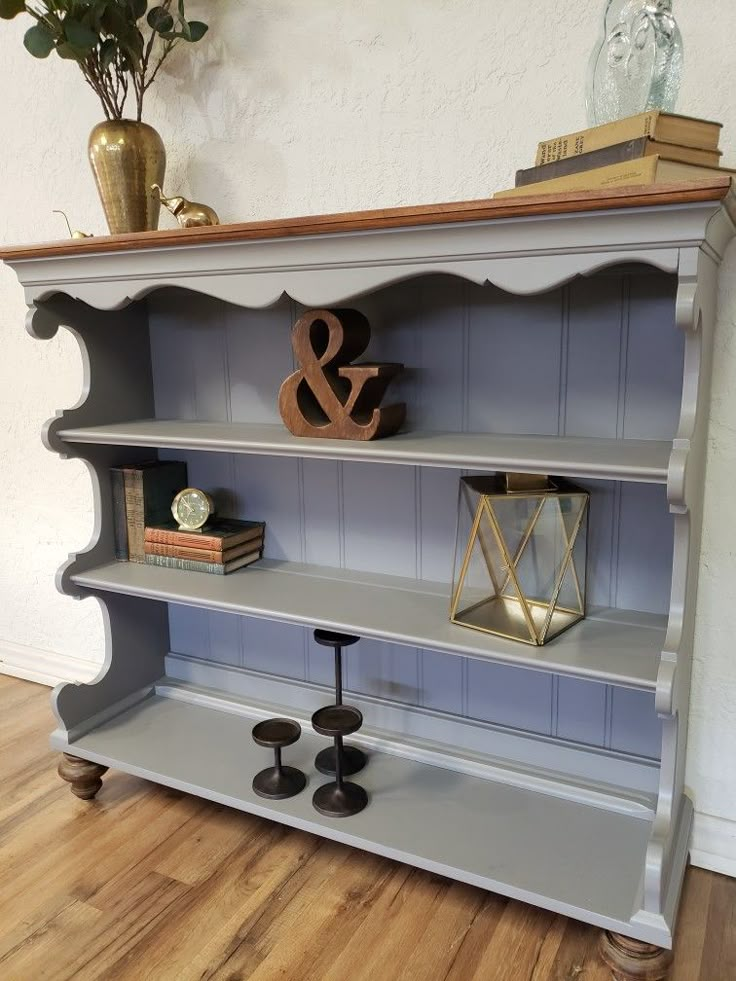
xmin=450 ymin=473 xmax=589 ymax=646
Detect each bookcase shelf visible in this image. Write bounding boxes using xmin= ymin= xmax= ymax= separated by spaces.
xmin=56 ymin=682 xmax=668 ymax=937
xmin=4 ymin=182 xmax=734 ymax=957
xmin=73 ymin=559 xmax=666 ymax=690
xmin=59 ymin=420 xmax=673 ymax=484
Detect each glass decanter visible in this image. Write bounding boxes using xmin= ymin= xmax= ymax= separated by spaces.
xmin=586 ymin=0 xmax=683 ymax=126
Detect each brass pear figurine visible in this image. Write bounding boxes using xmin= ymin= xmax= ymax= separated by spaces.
xmin=151 ymin=185 xmax=220 ymax=228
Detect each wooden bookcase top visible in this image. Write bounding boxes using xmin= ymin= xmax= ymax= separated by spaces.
xmin=0 ymin=178 xmax=731 ymax=261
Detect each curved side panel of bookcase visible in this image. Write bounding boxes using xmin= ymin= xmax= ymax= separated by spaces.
xmin=50 ymin=590 xmax=169 ymax=739
xmin=634 ymin=246 xmax=719 ymax=937
xmin=27 ymin=297 xmax=169 ymax=736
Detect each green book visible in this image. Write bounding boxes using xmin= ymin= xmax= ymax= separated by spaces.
xmin=110 ymin=468 xmax=128 ymax=560
xmin=144 ymin=550 xmax=261 ymax=576
xmin=111 ymin=461 xmax=188 ymax=563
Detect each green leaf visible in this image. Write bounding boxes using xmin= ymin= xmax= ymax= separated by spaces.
xmin=0 ymin=0 xmax=25 ymax=20
xmin=173 ymin=0 xmax=188 ymax=32
xmin=186 ymin=20 xmax=207 ymax=42
xmin=128 ymin=0 xmax=146 ymax=19
xmin=77 ymin=0 xmax=108 ymax=24
xmin=64 ymin=18 xmax=99 ymax=54
xmin=101 ymin=3 xmax=130 ymax=37
xmin=147 ymin=6 xmax=173 ymax=33
xmin=100 ymin=36 xmax=117 ymax=70
xmin=115 ymin=24 xmax=144 ymax=68
xmin=55 ymin=41 xmax=80 ymax=61
xmin=23 ymin=23 xmax=55 ymax=58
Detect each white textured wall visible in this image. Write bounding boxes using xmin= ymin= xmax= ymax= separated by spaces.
xmin=1 ymin=2 xmax=734 ymax=870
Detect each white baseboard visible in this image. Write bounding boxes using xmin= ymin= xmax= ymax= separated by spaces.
xmin=690 ymin=812 xmax=736 ymax=878
xmin=0 ymin=640 xmax=98 ymax=687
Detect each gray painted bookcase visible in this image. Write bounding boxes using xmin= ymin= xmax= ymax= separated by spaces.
xmin=3 ymin=183 xmax=733 ymax=968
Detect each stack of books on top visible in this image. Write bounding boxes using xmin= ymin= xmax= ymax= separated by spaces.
xmin=494 ymin=111 xmax=732 ymax=199
xmin=144 ymin=519 xmax=266 ymax=575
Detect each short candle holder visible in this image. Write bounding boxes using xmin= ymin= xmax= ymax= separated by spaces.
xmin=251 ymin=717 xmax=307 ymax=800
xmin=311 ymin=704 xmax=368 ymax=818
xmin=313 ymin=628 xmax=367 ymax=776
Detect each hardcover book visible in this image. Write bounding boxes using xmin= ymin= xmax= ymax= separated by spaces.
xmin=111 ymin=461 xmax=188 ymax=563
xmin=144 ymin=537 xmax=264 ymax=564
xmin=495 ymin=157 xmax=735 ymax=200
xmin=535 ymin=112 xmax=722 ymax=166
xmin=145 ymin=518 xmax=265 ymax=552
xmin=110 ymin=468 xmax=128 ymax=560
xmin=144 ymin=550 xmax=262 ymax=575
xmin=517 ymin=138 xmax=721 ymax=188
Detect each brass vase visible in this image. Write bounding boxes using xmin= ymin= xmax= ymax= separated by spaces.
xmin=88 ymin=120 xmax=166 ymax=235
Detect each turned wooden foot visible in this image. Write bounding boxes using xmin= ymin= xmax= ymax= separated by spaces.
xmin=599 ymin=931 xmax=673 ymax=981
xmin=58 ymin=753 xmax=108 ymax=800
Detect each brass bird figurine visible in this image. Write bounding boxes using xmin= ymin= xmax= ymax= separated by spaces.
xmin=152 ymin=185 xmax=220 ymax=228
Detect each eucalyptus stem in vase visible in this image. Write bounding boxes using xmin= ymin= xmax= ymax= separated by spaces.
xmin=0 ymin=1 xmax=210 ymax=233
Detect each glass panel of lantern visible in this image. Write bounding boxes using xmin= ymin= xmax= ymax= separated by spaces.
xmin=450 ymin=473 xmax=589 ymax=646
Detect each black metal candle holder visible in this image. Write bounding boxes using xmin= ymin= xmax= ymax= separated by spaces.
xmin=252 ymin=717 xmax=306 ymax=800
xmin=311 ymin=704 xmax=368 ymax=818
xmin=313 ymin=628 xmax=367 ymax=776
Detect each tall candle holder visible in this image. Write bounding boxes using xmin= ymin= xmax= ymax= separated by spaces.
xmin=313 ymin=629 xmax=367 ymax=775
xmin=311 ymin=704 xmax=368 ymax=818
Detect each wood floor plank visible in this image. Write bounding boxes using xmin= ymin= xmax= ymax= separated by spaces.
xmin=318 ymin=866 xmax=449 ymax=981
xmin=671 ymin=865 xmax=714 ymax=980
xmin=0 ymin=675 xmax=733 ymax=981
xmin=545 ymin=919 xmax=611 ymax=981
xmin=461 ymin=901 xmax=557 ymax=981
xmin=242 ymin=849 xmax=397 ymax=981
xmin=392 ymin=880 xmax=488 ymax=981
xmin=0 ymin=896 xmax=109 ymax=981
xmin=696 ymin=871 xmax=736 ymax=981
xmin=437 ymin=893 xmax=510 ymax=981
xmin=301 ymin=857 xmax=415 ymax=981
xmin=105 ymin=824 xmax=323 ymax=980
xmin=153 ymin=803 xmax=258 ymax=885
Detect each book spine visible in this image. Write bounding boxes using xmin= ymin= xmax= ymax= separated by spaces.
xmin=517 ymin=139 xmax=648 ymax=186
xmin=144 ymin=539 xmax=263 ymax=563
xmin=144 ymin=529 xmax=227 ymax=550
xmin=535 ymin=112 xmax=658 ymax=165
xmin=145 ymin=553 xmax=227 ymax=575
xmin=145 ymin=542 xmax=228 ymax=563
xmin=124 ymin=469 xmax=146 ymax=563
xmin=495 ymin=158 xmax=659 ymax=199
xmin=144 ymin=523 xmax=265 ymax=550
xmin=110 ymin=470 xmax=129 ymax=560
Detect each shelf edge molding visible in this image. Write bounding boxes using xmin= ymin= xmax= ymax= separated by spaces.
xmin=58 ymin=420 xmax=674 ymax=484
xmin=71 ymin=558 xmax=666 ymax=692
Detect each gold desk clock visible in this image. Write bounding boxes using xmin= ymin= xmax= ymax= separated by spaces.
xmin=171 ymin=487 xmax=215 ymax=532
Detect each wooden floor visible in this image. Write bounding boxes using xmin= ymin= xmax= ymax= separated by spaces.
xmin=0 ymin=675 xmax=733 ymax=981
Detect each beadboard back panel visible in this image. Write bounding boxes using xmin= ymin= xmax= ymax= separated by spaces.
xmin=150 ymin=271 xmax=680 ymax=760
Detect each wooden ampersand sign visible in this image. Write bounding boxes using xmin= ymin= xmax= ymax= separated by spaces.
xmin=279 ymin=308 xmax=406 ymax=441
